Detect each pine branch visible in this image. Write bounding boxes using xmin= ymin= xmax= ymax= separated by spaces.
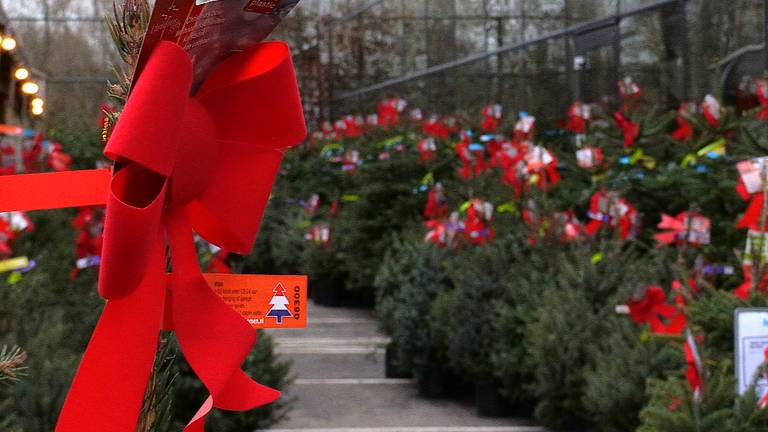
xmin=106 ymin=0 xmax=151 ymax=104
xmin=0 ymin=345 xmax=27 ymax=385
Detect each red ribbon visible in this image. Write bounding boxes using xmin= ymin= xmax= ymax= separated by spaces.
xmin=671 ymin=104 xmax=694 ymax=141
xmin=684 ymin=330 xmax=702 ymax=399
xmin=481 ymin=104 xmax=501 ymax=132
xmin=654 ymin=211 xmax=710 ymax=247
xmin=736 ymin=179 xmax=768 ymax=231
xmin=566 ymin=102 xmax=588 ymax=134
xmin=702 ymin=95 xmax=721 ymax=128
xmin=585 ymin=190 xmax=638 ymax=240
xmin=423 ymin=185 xmax=448 ymax=220
xmin=417 ymin=138 xmax=437 ymax=163
xmin=423 ymin=117 xmax=448 ymax=139
xmin=613 ymin=112 xmax=640 ymax=148
xmin=757 ymin=80 xmax=768 ymax=121
xmin=464 ymin=199 xmax=494 ymax=245
xmin=52 ymin=41 xmax=306 ymax=431
xmin=626 ymin=285 xmax=686 ymax=335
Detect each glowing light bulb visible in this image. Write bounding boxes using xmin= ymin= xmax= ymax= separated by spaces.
xmin=21 ymin=82 xmax=39 ymax=95
xmin=2 ymin=37 xmax=17 ymax=51
xmin=31 ymin=105 xmax=44 ymax=116
xmin=31 ymin=97 xmax=44 ymax=109
xmin=14 ymin=67 xmax=29 ymax=81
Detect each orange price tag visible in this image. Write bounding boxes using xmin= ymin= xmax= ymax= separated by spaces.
xmin=204 ymin=273 xmax=307 ymax=329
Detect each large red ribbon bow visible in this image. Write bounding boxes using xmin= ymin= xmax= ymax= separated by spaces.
xmin=56 ymin=40 xmax=306 ymax=431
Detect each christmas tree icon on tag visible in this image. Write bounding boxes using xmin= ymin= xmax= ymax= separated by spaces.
xmin=266 ymin=282 xmax=292 ymax=324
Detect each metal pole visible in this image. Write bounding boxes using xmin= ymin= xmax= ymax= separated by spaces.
xmin=613 ymin=0 xmax=622 ymax=107
xmin=764 ymin=0 xmax=768 ymax=70
xmin=496 ymin=16 xmax=503 ymax=105
xmin=679 ymin=0 xmax=690 ymax=101
xmin=327 ymin=21 xmax=335 ymax=120
xmin=521 ymin=0 xmax=528 ymax=109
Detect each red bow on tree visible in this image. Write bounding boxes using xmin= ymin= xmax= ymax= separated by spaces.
xmin=626 ymin=284 xmax=687 ymax=335
xmin=422 ymin=116 xmax=447 ymax=139
xmin=378 ymin=97 xmax=405 ymax=127
xmin=735 ymin=158 xmax=768 ymax=231
xmin=481 ymin=104 xmax=502 ymax=132
xmin=47 ymin=142 xmax=73 ymax=172
xmin=701 ymin=94 xmax=721 ymax=128
xmin=585 ymin=190 xmax=638 ymax=240
xmin=464 ymin=199 xmax=494 ymax=245
xmin=671 ymin=103 xmax=695 ymax=142
xmin=618 ymin=76 xmax=641 ymax=111
xmin=0 ymin=144 xmax=16 ymax=175
xmin=417 ymin=138 xmax=438 ymax=163
xmin=576 ymin=146 xmax=604 ymax=170
xmin=344 ymin=115 xmax=364 ymax=137
xmin=22 ymin=133 xmax=44 ymax=173
xmin=524 ymin=145 xmax=560 ymax=190
xmin=566 ymin=102 xmax=590 ymax=134
xmin=613 ymin=111 xmax=640 ymax=148
xmin=70 ymin=206 xmax=104 ymax=280
xmin=513 ymin=114 xmax=535 ymax=142
xmin=655 ymin=211 xmax=711 ymax=247
xmin=757 ymin=80 xmax=768 ymax=121
xmin=34 ymin=40 xmax=306 ymax=431
xmin=423 ymin=184 xmax=448 ymax=220
xmin=0 ymin=211 xmax=34 ymax=257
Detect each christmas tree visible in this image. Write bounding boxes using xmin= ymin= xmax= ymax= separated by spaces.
xmin=266 ymin=283 xmax=293 ymax=324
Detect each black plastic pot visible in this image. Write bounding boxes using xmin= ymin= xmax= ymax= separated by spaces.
xmin=475 ymin=380 xmax=509 ymax=417
xmin=416 ymin=367 xmax=452 ymax=398
xmin=384 ymin=343 xmax=412 ymax=379
xmin=311 ymin=279 xmax=344 ymax=307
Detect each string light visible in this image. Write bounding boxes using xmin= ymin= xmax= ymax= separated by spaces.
xmin=21 ymin=82 xmax=40 ymax=95
xmin=14 ymin=67 xmax=29 ymax=81
xmin=31 ymin=97 xmax=44 ymax=109
xmin=31 ymin=105 xmax=44 ymax=116
xmin=1 ymin=37 xmax=17 ymax=51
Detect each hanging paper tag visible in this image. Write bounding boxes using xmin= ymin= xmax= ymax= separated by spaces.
xmin=738 ymin=157 xmax=768 ymax=194
xmin=134 ymin=0 xmax=301 ymax=93
xmin=205 ymin=274 xmax=308 ymax=329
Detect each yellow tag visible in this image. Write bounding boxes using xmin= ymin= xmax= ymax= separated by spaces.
xmin=0 ymin=257 xmax=29 ymax=273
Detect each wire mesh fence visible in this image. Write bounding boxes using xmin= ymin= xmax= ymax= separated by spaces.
xmin=295 ymin=0 xmax=768 ymax=126
xmin=1 ymin=0 xmax=116 ymax=129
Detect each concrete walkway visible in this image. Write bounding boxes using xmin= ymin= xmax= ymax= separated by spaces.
xmin=264 ymin=301 xmax=544 ymax=432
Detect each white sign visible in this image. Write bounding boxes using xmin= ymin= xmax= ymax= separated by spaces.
xmin=735 ymin=308 xmax=768 ymax=396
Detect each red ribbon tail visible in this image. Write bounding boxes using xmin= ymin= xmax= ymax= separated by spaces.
xmin=55 ymin=233 xmax=166 ymax=432
xmin=738 ymin=193 xmax=765 ymax=229
xmin=585 ymin=220 xmax=602 ymax=235
xmin=183 ymin=397 xmax=214 ymax=432
xmin=654 ymin=232 xmax=677 ymax=246
xmin=166 ymin=207 xmax=280 ymax=421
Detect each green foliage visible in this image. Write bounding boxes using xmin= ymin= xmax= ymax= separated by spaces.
xmin=526 ymin=243 xmax=651 ymax=429
xmin=636 ymin=361 xmax=768 ymax=432
xmin=583 ymin=324 xmax=682 ymax=432
xmin=375 ymin=238 xmax=452 ymax=373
